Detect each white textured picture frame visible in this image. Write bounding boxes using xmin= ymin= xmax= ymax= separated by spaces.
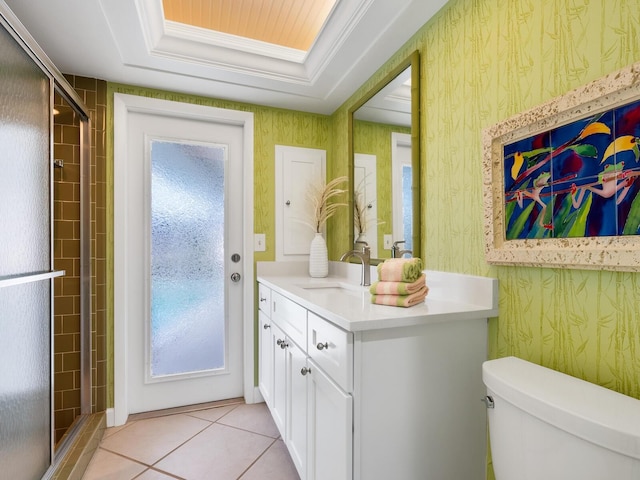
xmin=482 ymin=61 xmax=640 ymax=271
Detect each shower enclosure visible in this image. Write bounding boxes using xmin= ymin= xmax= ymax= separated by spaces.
xmin=0 ymin=3 xmax=96 ymax=478
xmin=52 ymin=89 xmax=92 ymax=451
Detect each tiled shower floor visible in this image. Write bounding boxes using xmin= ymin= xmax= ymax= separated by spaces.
xmin=82 ymin=401 xmax=300 ymax=480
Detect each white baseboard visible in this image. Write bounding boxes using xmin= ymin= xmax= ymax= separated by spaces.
xmin=244 ymin=386 xmax=264 ymax=405
xmin=253 ymin=386 xmax=264 ymax=404
xmin=105 ymin=408 xmax=115 ymax=427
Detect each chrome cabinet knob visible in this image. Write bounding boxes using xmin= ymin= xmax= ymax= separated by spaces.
xmin=277 ymin=338 xmax=284 ymax=346
xmin=316 ymin=342 xmax=329 ymax=350
xmin=263 ymin=323 xmax=270 ymax=330
xmin=260 ymin=295 xmax=267 ymax=302
xmin=300 ymin=367 xmax=311 ymax=376
xmin=230 ymin=272 xmax=241 ymax=283
xmin=280 ymin=341 xmax=289 ymax=349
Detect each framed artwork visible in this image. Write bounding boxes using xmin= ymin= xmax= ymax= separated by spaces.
xmin=483 ymin=62 xmax=640 ymax=271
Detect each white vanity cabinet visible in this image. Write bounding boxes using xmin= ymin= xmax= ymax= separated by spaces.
xmin=257 ymin=263 xmax=498 ymax=480
xmin=259 ymin=285 xmax=353 ymax=480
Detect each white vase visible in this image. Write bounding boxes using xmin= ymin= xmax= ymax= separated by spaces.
xmin=309 ymin=232 xmax=329 ymax=278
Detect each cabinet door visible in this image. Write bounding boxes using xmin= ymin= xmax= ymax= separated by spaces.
xmin=271 ymin=323 xmax=287 ymax=438
xmin=308 ymin=312 xmax=353 ymax=392
xmin=258 ymin=310 xmax=273 ymax=408
xmin=286 ymin=342 xmax=308 ymax=479
xmin=275 ymin=145 xmax=326 ymax=260
xmin=258 ymin=283 xmax=271 ymax=313
xmin=307 ymin=361 xmax=353 ymax=480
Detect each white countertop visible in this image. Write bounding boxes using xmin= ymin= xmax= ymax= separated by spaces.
xmin=257 ymin=261 xmax=499 ymax=332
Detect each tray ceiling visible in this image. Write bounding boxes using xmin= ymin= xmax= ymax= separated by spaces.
xmin=3 ymin=0 xmax=448 ymax=114
xmin=162 ymin=0 xmax=337 ymax=51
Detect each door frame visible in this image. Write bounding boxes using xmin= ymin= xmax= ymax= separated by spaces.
xmin=113 ymin=93 xmax=255 ymax=426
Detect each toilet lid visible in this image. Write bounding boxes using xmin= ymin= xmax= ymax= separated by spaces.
xmin=483 ymin=356 xmax=640 ymax=460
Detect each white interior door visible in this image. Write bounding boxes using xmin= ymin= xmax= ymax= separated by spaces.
xmin=354 ymin=153 xmax=378 ymax=257
xmin=114 ymin=95 xmax=253 ymax=422
xmin=392 ymin=132 xmax=412 ymax=251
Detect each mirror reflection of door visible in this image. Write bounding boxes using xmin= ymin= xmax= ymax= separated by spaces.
xmin=392 ymin=132 xmax=412 ymax=254
xmin=354 ymin=153 xmax=378 ymax=257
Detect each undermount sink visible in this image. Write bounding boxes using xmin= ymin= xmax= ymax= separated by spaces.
xmin=295 ymin=282 xmax=367 ymax=298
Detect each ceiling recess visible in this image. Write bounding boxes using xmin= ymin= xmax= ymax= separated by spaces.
xmin=162 ymin=0 xmax=338 ymax=51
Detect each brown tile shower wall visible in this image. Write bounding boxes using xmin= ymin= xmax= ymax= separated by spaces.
xmin=53 ymin=91 xmax=81 ymax=444
xmin=53 ymin=76 xmax=107 ymax=445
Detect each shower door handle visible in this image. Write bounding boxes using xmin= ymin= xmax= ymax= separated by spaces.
xmin=230 ymin=272 xmax=241 ymax=283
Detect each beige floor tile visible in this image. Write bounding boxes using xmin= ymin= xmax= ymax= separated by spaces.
xmin=154 ymin=423 xmax=274 ymax=480
xmin=217 ymin=403 xmax=280 ymax=438
xmin=82 ymin=449 xmax=146 ymax=480
xmin=102 ymin=422 xmax=134 ymax=439
xmin=99 ymin=413 xmax=210 ymax=465
xmin=239 ymin=439 xmax=300 ymax=480
xmin=136 ymin=468 xmax=181 ymax=479
xmin=185 ymin=404 xmax=238 ymax=423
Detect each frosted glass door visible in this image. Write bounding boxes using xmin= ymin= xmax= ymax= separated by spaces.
xmin=0 ymin=282 xmax=51 ymax=480
xmin=150 ymin=140 xmax=226 ymax=377
xmin=0 ymin=20 xmax=55 ymax=480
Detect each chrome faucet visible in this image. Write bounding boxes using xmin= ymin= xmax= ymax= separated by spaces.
xmin=340 ymin=241 xmax=371 ymax=286
xmin=391 ymin=240 xmax=413 ymax=258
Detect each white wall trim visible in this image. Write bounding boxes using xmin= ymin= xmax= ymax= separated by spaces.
xmin=105 ymin=408 xmax=115 ymax=428
xmin=113 ymin=93 xmax=255 ymax=425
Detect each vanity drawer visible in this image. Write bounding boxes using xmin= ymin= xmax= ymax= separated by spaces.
xmin=258 ymin=283 xmax=271 ymax=314
xmin=272 ymin=291 xmax=307 ymax=350
xmin=308 ymin=312 xmax=353 ymax=392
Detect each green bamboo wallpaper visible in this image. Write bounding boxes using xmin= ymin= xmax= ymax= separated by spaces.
xmin=102 ymin=0 xmax=640 ymax=477
xmin=330 ymin=1 xmax=640 ymax=477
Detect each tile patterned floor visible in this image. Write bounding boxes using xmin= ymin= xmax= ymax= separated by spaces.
xmin=82 ymin=402 xmax=300 ymax=480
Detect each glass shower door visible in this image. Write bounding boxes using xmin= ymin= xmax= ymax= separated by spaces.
xmin=0 ymin=19 xmax=59 ymax=480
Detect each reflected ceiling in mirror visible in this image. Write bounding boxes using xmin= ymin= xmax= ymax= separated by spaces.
xmin=353 ymin=67 xmax=411 ymax=127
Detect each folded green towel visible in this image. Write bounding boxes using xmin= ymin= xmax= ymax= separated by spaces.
xmin=370 ymin=286 xmax=429 ymax=307
xmin=376 ymin=257 xmax=423 ymax=283
xmin=369 ymin=274 xmax=426 ymax=295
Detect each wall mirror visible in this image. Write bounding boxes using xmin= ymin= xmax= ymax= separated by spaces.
xmin=348 ymin=51 xmax=420 ymax=262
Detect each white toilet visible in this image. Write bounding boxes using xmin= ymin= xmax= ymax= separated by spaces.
xmin=482 ymin=356 xmax=640 ymax=479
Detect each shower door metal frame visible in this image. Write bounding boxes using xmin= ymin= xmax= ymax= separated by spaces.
xmin=0 ymin=1 xmax=92 ymax=475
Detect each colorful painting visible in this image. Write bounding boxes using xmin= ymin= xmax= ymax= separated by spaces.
xmin=504 ymin=99 xmax=640 ymax=240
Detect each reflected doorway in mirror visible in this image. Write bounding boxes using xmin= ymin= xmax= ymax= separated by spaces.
xmin=354 ymin=153 xmax=379 ymax=257
xmin=392 ymin=132 xmax=413 ymax=254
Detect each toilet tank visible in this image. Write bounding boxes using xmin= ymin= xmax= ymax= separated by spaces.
xmin=483 ymin=356 xmax=640 ymax=480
